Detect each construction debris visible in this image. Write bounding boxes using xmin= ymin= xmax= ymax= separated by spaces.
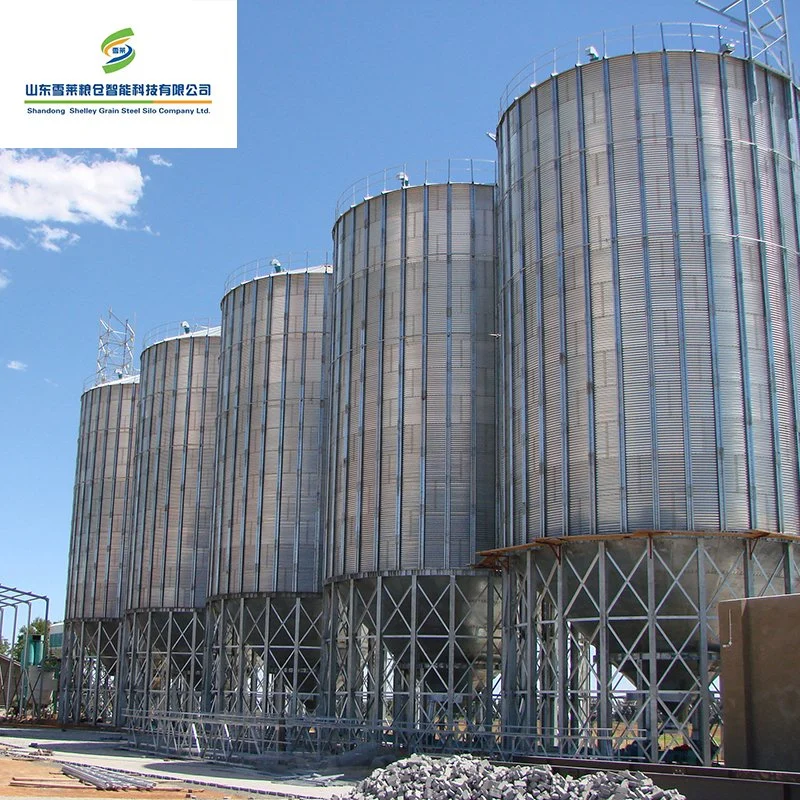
xmin=27 ymin=742 xmax=54 ymax=755
xmin=10 ymin=778 xmax=87 ymax=789
xmin=309 ymin=772 xmax=346 ymax=784
xmin=62 ymin=762 xmax=159 ymax=790
xmin=333 ymin=754 xmax=686 ymax=800
xmin=0 ymin=741 xmax=47 ymax=760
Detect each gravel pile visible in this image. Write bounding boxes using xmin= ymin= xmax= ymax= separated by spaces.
xmin=334 ymin=754 xmax=685 ymax=800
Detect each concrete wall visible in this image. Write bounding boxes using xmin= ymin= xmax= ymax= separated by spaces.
xmin=720 ymin=593 xmax=800 ymax=771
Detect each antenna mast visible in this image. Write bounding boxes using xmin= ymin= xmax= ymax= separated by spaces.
xmin=96 ymin=309 xmax=135 ymax=385
xmin=695 ymin=0 xmax=793 ymax=77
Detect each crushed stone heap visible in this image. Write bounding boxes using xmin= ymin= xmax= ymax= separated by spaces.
xmin=334 ymin=754 xmax=686 ymax=800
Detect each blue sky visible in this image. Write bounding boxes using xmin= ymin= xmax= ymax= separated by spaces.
xmin=0 ymin=0 xmax=796 ymax=624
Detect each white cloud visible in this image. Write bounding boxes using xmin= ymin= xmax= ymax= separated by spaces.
xmin=28 ymin=224 xmax=80 ymax=252
xmin=110 ymin=148 xmax=138 ymax=160
xmin=6 ymin=360 xmax=27 ymax=371
xmin=148 ymin=154 xmax=172 ymax=167
xmin=0 ymin=270 xmax=10 ymax=290
xmin=0 ymin=234 xmax=20 ymax=250
xmin=0 ymin=150 xmax=144 ymax=228
xmin=44 ymin=377 xmax=59 ymax=387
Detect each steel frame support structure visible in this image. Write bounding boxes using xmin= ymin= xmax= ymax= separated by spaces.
xmin=497 ymin=532 xmax=800 ymax=765
xmin=128 ymin=712 xmax=396 ymax=759
xmin=59 ymin=619 xmax=122 ymax=725
xmin=122 ymin=610 xmax=204 ymax=730
xmin=322 ymin=571 xmax=502 ymax=752
xmin=0 ymin=586 xmax=51 ymax=719
xmin=204 ymin=595 xmax=322 ymax=719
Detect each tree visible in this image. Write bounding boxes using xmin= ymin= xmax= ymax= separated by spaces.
xmin=12 ymin=618 xmax=49 ymax=663
xmin=0 ymin=638 xmax=9 ymax=657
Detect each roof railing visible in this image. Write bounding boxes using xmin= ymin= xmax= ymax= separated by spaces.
xmin=142 ymin=318 xmax=221 ymax=349
xmin=82 ymin=372 xmax=139 ymax=392
xmin=334 ymin=158 xmax=497 ymax=220
xmin=224 ymin=254 xmax=333 ymax=293
xmin=498 ymin=22 xmax=761 ymax=117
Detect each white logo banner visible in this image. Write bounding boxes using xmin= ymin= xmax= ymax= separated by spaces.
xmin=0 ymin=0 xmax=237 ymax=148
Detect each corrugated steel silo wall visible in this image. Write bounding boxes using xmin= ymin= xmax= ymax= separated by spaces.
xmin=327 ymin=183 xmax=497 ymax=578
xmin=497 ymin=52 xmax=800 ymax=543
xmin=210 ymin=271 xmax=330 ymax=596
xmin=65 ymin=378 xmax=138 ymax=620
xmin=126 ymin=333 xmax=219 ymax=611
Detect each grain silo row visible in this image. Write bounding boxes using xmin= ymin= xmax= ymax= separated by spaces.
xmin=60 ymin=18 xmax=800 ymax=767
xmin=61 ymin=267 xmax=333 ymax=727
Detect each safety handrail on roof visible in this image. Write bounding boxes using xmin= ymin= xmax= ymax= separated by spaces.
xmin=224 ymin=255 xmax=333 ymax=294
xmin=141 ymin=318 xmax=221 ymax=349
xmin=334 ymin=158 xmax=497 ymax=220
xmin=498 ymin=22 xmax=757 ymax=117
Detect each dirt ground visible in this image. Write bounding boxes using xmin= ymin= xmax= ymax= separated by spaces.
xmin=0 ymin=750 xmax=260 ymax=800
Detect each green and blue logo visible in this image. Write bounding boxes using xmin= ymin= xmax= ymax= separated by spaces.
xmin=101 ymin=28 xmax=135 ymax=74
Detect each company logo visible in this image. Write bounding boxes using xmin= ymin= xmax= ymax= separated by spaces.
xmin=101 ymin=28 xmax=135 ymax=74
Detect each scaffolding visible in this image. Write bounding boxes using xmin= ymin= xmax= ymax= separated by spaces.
xmin=0 ymin=585 xmax=51 ymax=718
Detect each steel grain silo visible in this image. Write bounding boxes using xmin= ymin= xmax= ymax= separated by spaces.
xmin=323 ymin=163 xmax=501 ymax=735
xmin=61 ymin=375 xmax=138 ymax=725
xmin=489 ymin=29 xmax=800 ymax=763
xmin=123 ymin=324 xmax=220 ymax=723
xmin=207 ymin=265 xmax=330 ymax=715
